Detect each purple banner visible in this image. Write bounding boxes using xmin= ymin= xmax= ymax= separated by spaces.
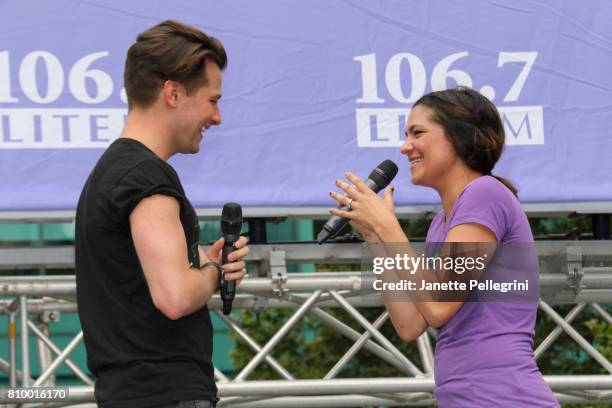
xmin=1 ymin=1 xmax=611 ymax=211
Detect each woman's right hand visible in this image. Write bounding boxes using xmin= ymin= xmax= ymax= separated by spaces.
xmin=330 ymin=184 xmax=396 ymax=243
xmin=329 ymin=173 xmax=398 ymax=241
xmin=331 ymin=191 xmax=378 ymax=241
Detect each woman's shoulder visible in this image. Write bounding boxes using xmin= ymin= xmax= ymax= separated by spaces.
xmin=462 ymin=175 xmax=514 ymax=202
xmin=453 ymin=176 xmax=519 ymax=218
xmin=451 ymin=175 xmax=528 ymax=242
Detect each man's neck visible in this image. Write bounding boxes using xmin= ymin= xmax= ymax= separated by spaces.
xmin=120 ymin=109 xmax=174 ymax=161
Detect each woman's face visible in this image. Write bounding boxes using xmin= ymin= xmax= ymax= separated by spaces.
xmin=400 ymin=105 xmax=460 ymax=188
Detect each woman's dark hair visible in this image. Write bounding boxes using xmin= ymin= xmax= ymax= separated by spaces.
xmin=124 ymin=20 xmax=227 ymax=110
xmin=413 ymin=86 xmax=518 ymax=196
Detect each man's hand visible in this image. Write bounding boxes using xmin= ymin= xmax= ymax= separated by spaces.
xmin=199 ymin=236 xmax=249 ymax=286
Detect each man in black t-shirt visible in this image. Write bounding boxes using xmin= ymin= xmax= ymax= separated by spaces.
xmin=75 ymin=20 xmax=248 ymax=408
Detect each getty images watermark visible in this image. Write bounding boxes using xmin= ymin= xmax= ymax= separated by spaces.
xmin=360 ymin=242 xmax=540 ymax=302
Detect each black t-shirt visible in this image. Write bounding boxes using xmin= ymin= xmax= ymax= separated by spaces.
xmin=75 ymin=138 xmax=217 ymax=407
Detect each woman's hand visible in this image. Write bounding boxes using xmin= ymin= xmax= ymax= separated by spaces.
xmin=330 ymin=191 xmax=377 ymax=241
xmin=329 ymin=172 xmax=397 ymax=239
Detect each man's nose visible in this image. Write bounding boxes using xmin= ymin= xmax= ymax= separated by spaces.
xmin=212 ymin=106 xmax=221 ymax=126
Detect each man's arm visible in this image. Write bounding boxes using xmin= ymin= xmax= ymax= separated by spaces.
xmin=130 ymin=194 xmax=234 ymax=320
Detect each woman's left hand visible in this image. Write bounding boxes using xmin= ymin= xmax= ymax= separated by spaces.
xmin=329 ymin=172 xmax=397 ymax=236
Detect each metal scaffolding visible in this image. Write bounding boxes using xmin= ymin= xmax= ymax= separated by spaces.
xmin=0 ymin=241 xmax=611 ymax=406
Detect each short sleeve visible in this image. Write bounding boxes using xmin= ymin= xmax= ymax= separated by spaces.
xmin=110 ymin=159 xmax=184 ymax=225
xmin=448 ymin=177 xmax=511 ymax=242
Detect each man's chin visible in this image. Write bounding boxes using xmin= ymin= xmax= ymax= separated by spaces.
xmin=179 ymin=145 xmax=200 ymax=155
xmin=190 ymin=137 xmax=202 ymax=153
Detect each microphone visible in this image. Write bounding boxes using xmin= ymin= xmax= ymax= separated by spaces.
xmin=317 ymin=160 xmax=398 ymax=244
xmin=220 ymin=202 xmax=243 ymax=315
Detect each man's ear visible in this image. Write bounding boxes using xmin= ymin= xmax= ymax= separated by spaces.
xmin=162 ymin=80 xmax=183 ymax=108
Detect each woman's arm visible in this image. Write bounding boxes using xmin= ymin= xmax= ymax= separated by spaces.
xmin=386 ymin=301 xmax=429 ymax=341
xmin=331 ymin=172 xmax=496 ymax=330
xmin=360 ymin=223 xmax=429 ymax=341
xmin=375 ymin=220 xmax=496 ymax=328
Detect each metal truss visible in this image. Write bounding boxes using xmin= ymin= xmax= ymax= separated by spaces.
xmin=0 ymin=241 xmax=611 ymax=406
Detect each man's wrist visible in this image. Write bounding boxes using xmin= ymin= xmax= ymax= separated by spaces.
xmin=201 ymin=261 xmax=223 ymax=288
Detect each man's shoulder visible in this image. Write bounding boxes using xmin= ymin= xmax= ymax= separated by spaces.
xmin=101 ymin=138 xmax=157 ymax=169
xmin=96 ymin=139 xmax=176 ymax=185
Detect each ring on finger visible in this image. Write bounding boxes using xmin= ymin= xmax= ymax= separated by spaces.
xmin=346 ymin=198 xmax=353 ymax=211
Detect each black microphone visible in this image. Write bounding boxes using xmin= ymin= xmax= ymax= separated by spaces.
xmin=317 ymin=160 xmax=399 ymax=244
xmin=221 ymin=202 xmax=242 ymax=315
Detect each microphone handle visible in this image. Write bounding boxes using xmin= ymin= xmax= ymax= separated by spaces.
xmin=221 ymin=232 xmax=240 ymax=314
xmin=320 ymin=178 xmax=380 ymax=239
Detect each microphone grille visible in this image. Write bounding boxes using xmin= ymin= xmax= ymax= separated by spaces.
xmin=367 ymin=159 xmax=399 ymax=188
xmin=377 ymin=159 xmax=399 ymax=180
xmin=222 ymin=202 xmax=242 ymax=221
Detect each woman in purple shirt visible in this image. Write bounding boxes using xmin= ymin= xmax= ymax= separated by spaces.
xmin=329 ymin=87 xmax=558 ymax=407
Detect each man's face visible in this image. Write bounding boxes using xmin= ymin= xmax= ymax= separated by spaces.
xmin=175 ymin=61 xmax=222 ymax=154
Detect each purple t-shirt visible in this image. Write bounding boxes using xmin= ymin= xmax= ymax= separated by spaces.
xmin=425 ymin=176 xmax=558 ymax=407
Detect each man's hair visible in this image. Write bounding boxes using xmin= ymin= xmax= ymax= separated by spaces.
xmin=414 ymin=86 xmax=518 ymax=196
xmin=124 ymin=20 xmax=227 ymax=110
